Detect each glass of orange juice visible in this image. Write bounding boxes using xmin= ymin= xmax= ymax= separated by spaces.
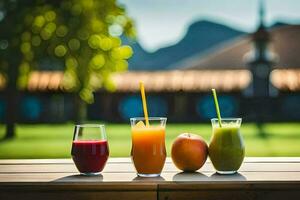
xmin=130 ymin=117 xmax=167 ymax=177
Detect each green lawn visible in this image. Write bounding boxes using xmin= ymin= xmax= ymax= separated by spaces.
xmin=0 ymin=123 xmax=300 ymax=158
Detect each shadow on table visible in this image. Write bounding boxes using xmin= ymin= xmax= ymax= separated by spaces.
xmin=173 ymin=172 xmax=210 ymax=181
xmin=210 ymin=172 xmax=247 ymax=181
xmin=53 ymin=174 xmax=103 ymax=182
xmin=132 ymin=176 xmax=165 ymax=182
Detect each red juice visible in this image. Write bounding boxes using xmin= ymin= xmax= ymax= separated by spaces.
xmin=71 ymin=140 xmax=109 ymax=174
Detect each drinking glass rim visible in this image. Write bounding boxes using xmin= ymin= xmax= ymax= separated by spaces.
xmin=130 ymin=117 xmax=167 ymax=121
xmin=211 ymin=118 xmax=242 ymax=122
xmin=75 ymin=124 xmax=105 ymax=128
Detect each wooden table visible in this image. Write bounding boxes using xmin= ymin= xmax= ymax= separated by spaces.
xmin=0 ymin=157 xmax=300 ymax=200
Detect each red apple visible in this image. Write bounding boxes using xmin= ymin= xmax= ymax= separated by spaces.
xmin=171 ymin=133 xmax=208 ymax=172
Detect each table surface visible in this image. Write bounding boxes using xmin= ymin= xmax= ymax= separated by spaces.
xmin=1 ymin=157 xmax=300 ymax=200
xmin=1 ymin=157 xmax=300 ymax=183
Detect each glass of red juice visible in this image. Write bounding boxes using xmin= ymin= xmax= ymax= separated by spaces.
xmin=71 ymin=124 xmax=109 ymax=175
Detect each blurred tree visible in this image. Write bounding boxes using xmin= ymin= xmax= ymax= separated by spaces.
xmin=0 ymin=0 xmax=134 ymax=139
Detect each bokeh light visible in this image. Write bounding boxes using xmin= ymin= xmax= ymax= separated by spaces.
xmin=88 ymin=34 xmax=101 ymax=49
xmin=99 ymin=37 xmax=112 ymax=51
xmin=44 ymin=10 xmax=56 ymax=22
xmin=91 ymin=54 xmax=105 ymax=69
xmin=54 ymin=45 xmax=67 ymax=57
xmin=68 ymin=38 xmax=80 ymax=51
xmin=56 ymin=25 xmax=68 ymax=37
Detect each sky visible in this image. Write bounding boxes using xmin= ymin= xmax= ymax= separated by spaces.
xmin=118 ymin=0 xmax=300 ymax=52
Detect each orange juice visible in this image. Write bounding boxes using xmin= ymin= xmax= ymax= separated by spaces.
xmin=131 ymin=123 xmax=166 ymax=176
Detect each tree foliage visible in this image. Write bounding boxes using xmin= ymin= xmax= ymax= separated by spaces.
xmin=0 ymin=0 xmax=134 ymax=103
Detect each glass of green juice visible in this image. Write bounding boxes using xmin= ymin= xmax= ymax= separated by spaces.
xmin=209 ymin=118 xmax=245 ymax=174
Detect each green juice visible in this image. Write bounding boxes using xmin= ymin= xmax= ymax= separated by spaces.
xmin=209 ymin=124 xmax=245 ymax=173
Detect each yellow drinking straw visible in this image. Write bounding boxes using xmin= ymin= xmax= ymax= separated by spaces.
xmin=212 ymin=88 xmax=222 ymax=127
xmin=140 ymin=81 xmax=150 ymax=126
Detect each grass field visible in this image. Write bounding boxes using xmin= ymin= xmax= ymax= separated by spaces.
xmin=0 ymin=123 xmax=300 ymax=158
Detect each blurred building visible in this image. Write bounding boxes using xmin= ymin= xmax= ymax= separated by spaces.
xmin=0 ymin=67 xmax=300 ymax=123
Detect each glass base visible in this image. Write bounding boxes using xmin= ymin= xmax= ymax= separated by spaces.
xmin=80 ymin=172 xmax=101 ymax=176
xmin=137 ymin=173 xmax=161 ymax=177
xmin=216 ymin=170 xmax=237 ymax=175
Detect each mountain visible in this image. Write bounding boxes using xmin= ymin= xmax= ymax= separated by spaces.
xmin=125 ymin=20 xmax=246 ymax=70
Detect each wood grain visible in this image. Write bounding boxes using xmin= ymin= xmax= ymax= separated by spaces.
xmin=0 ymin=192 xmax=157 ymax=200
xmin=1 ymin=157 xmax=299 ymax=164
xmin=0 ymin=158 xmax=300 ymax=200
xmin=158 ymin=190 xmax=300 ymax=200
xmin=1 ymin=162 xmax=300 ymax=173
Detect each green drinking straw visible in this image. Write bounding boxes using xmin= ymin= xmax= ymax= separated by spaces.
xmin=212 ymin=89 xmax=222 ymax=127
